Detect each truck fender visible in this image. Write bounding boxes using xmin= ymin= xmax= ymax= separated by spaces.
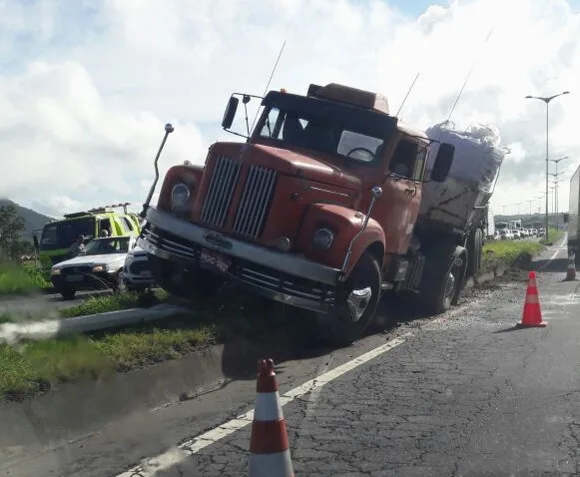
xmin=298 ymin=202 xmax=385 ymax=274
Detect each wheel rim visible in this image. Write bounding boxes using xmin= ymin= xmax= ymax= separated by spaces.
xmin=444 ymin=271 xmax=456 ymax=301
xmin=346 ymin=286 xmax=373 ymax=322
xmin=118 ymin=272 xmax=126 ymax=292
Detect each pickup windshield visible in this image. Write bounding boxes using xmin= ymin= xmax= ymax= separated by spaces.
xmin=82 ymin=237 xmax=131 ymax=255
xmin=256 ymin=92 xmax=397 ymax=165
xmin=40 ymin=217 xmax=96 ymax=251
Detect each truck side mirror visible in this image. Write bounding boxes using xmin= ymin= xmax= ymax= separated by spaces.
xmin=431 ymin=142 xmax=455 ymax=182
xmin=563 ymin=213 xmax=569 ymax=224
xmin=222 ymin=96 xmax=239 ymax=130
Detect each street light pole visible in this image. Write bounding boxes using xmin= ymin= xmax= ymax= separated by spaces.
xmin=525 ymin=91 xmax=570 ymax=240
xmin=549 ymin=156 xmax=569 ymax=231
xmin=550 ymin=177 xmax=565 ymax=230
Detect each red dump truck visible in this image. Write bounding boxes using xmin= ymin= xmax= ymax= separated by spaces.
xmin=137 ymin=83 xmax=505 ymax=345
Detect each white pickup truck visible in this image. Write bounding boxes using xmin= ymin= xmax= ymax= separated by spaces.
xmin=50 ymin=235 xmax=153 ymax=299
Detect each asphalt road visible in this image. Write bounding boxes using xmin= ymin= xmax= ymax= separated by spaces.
xmin=3 ymin=238 xmax=580 ymax=477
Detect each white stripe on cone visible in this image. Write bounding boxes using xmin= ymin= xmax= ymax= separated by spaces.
xmin=248 ymin=449 xmax=294 ymax=477
xmin=254 ymin=391 xmax=284 ymax=421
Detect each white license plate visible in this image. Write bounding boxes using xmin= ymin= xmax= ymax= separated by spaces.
xmin=66 ymin=274 xmax=83 ymax=282
xmin=200 ymin=248 xmax=231 ymax=273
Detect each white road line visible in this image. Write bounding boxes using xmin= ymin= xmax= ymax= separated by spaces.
xmin=535 ymin=234 xmax=568 ymax=271
xmin=114 ymin=333 xmax=412 ymax=477
xmin=538 ymin=249 xmax=563 ymax=271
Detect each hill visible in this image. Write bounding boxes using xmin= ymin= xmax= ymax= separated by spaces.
xmin=0 ymin=199 xmax=54 ymax=238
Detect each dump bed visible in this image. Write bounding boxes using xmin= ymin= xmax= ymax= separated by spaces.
xmin=569 ymin=164 xmax=580 ymax=247
xmin=418 ymin=122 xmax=506 ymax=237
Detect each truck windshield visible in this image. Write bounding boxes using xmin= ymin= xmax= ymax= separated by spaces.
xmin=40 ymin=217 xmax=96 ymax=251
xmin=82 ymin=237 xmax=130 ymax=255
xmin=256 ymin=93 xmax=396 ymax=165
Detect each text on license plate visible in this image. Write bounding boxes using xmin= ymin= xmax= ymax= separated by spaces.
xmin=200 ymin=248 xmax=231 ymax=273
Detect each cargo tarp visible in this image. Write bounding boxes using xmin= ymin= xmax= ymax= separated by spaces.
xmin=424 ymin=121 xmax=506 ymax=192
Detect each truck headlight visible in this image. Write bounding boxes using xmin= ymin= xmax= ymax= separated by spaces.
xmin=312 ymin=228 xmax=335 ymax=251
xmin=171 ymin=183 xmax=190 ymax=208
xmin=92 ymin=264 xmax=108 ymax=273
xmin=51 ymin=268 xmax=61 ymax=276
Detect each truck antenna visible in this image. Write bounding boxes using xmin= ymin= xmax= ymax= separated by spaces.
xmin=396 ymin=71 xmax=420 ymax=118
xmin=249 ymin=1 xmax=303 ymax=132
xmin=249 ymin=39 xmax=288 ymax=133
xmin=444 ymin=25 xmax=495 ymax=125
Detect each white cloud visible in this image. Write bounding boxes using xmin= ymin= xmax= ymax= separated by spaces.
xmin=1 ymin=0 xmax=580 ymax=220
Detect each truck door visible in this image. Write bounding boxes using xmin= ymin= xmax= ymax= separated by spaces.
xmin=381 ymin=138 xmax=425 ymax=254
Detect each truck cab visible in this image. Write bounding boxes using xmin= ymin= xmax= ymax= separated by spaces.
xmin=138 ymin=83 xmax=455 ymax=345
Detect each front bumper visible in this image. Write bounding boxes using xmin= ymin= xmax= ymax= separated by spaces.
xmin=138 ymin=206 xmax=341 ymax=312
xmin=51 ymin=268 xmax=117 ymax=291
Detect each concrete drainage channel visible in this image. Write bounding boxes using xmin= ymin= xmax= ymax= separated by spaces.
xmin=0 ymin=260 xmax=511 ymax=450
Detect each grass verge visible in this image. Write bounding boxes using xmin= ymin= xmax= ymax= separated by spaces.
xmin=59 ymin=289 xmax=171 ymax=318
xmin=540 ymin=228 xmax=565 ymax=246
xmin=482 ymin=239 xmax=545 ymax=272
xmin=0 ymin=292 xmax=283 ymax=400
xmin=60 ymin=293 xmax=142 ymax=318
xmin=0 ymin=262 xmax=52 ymax=296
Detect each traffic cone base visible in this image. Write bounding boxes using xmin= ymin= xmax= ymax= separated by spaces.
xmin=248 ymin=359 xmax=294 ymax=477
xmin=518 ymin=271 xmax=547 ymax=328
xmin=248 ymin=450 xmax=294 ymax=477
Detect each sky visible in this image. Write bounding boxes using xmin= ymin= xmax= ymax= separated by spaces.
xmin=1 ymin=0 xmax=580 ymax=219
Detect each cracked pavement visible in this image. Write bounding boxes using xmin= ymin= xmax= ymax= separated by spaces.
xmin=3 ymin=240 xmax=580 ymax=477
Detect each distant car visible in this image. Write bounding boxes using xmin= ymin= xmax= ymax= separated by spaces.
xmin=499 ymin=229 xmax=514 ymax=240
xmin=123 ymin=245 xmax=155 ymax=293
xmin=50 ymin=235 xmax=138 ymax=299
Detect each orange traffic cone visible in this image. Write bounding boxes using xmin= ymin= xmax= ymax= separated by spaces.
xmin=248 ymin=359 xmax=294 ymax=477
xmin=517 ymin=271 xmax=547 ymax=328
xmin=566 ymin=254 xmax=577 ymax=281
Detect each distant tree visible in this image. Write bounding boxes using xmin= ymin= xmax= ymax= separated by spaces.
xmin=0 ymin=204 xmax=25 ymax=260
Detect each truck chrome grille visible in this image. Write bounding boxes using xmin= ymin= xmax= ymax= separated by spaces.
xmin=200 ymin=154 xmax=241 ymax=228
xmin=233 ymin=165 xmax=277 ymax=239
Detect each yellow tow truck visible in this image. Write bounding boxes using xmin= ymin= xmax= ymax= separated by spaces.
xmin=34 ymin=203 xmax=142 ymax=279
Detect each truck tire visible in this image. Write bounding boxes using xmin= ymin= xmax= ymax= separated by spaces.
xmin=421 ymin=244 xmax=465 ymax=315
xmin=61 ymin=288 xmax=76 ymax=300
xmin=466 ymin=228 xmax=483 ymax=278
xmin=113 ymin=270 xmax=127 ymax=294
xmin=150 ymin=255 xmax=224 ymax=300
xmin=317 ymin=251 xmax=381 ymax=347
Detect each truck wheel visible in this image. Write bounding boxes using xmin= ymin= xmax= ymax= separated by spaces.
xmin=318 ymin=251 xmax=381 ymax=347
xmin=113 ymin=271 xmax=127 ymax=294
xmin=421 ymin=245 xmax=465 ymax=315
xmin=61 ymin=288 xmax=76 ymax=300
xmin=466 ymin=228 xmax=483 ymax=278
